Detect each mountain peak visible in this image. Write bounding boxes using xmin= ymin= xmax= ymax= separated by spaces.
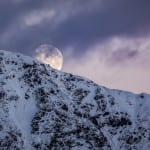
xmin=0 ymin=50 xmax=150 ymax=150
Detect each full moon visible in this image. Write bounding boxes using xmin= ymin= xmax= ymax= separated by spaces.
xmin=35 ymin=44 xmax=63 ymax=70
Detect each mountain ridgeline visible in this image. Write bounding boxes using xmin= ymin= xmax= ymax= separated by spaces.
xmin=0 ymin=50 xmax=150 ymax=150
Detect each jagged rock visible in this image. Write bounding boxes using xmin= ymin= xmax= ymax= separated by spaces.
xmin=0 ymin=50 xmax=150 ymax=150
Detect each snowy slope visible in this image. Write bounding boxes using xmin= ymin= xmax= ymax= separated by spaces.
xmin=0 ymin=50 xmax=150 ymax=150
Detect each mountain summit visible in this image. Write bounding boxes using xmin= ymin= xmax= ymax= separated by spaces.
xmin=0 ymin=50 xmax=150 ymax=150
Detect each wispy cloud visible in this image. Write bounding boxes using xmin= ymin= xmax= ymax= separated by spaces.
xmin=63 ymin=35 xmax=150 ymax=93
xmin=24 ymin=9 xmax=56 ymax=26
xmin=0 ymin=0 xmax=150 ymax=53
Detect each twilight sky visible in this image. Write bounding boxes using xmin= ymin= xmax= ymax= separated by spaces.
xmin=0 ymin=0 xmax=150 ymax=93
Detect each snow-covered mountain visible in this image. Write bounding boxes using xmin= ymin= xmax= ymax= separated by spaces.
xmin=0 ymin=50 xmax=150 ymax=150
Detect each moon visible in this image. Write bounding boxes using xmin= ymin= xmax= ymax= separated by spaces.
xmin=35 ymin=44 xmax=63 ymax=70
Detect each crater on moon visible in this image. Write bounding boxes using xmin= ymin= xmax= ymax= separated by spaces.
xmin=35 ymin=44 xmax=63 ymax=70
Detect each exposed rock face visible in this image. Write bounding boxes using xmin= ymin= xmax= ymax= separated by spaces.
xmin=0 ymin=50 xmax=150 ymax=150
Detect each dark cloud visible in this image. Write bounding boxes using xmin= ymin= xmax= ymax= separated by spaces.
xmin=109 ymin=49 xmax=139 ymax=65
xmin=0 ymin=0 xmax=150 ymax=56
xmin=0 ymin=0 xmax=45 ymax=31
xmin=51 ymin=0 xmax=150 ymax=51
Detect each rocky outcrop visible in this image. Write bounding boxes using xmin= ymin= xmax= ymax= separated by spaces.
xmin=0 ymin=50 xmax=150 ymax=150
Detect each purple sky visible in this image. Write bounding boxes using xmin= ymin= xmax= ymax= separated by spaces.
xmin=0 ymin=0 xmax=150 ymax=93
